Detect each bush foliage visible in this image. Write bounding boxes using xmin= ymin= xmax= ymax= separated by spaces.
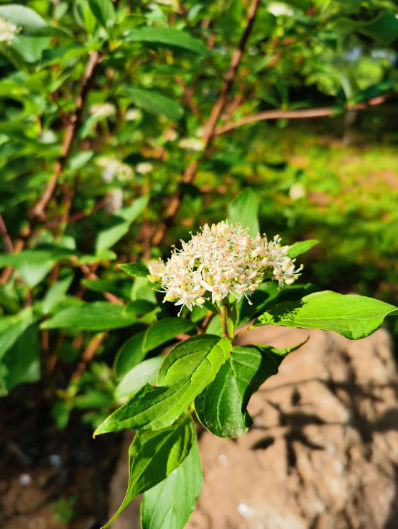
xmin=1 ymin=0 xmax=398 ymax=527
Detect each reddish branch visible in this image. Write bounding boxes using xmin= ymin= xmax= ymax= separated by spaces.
xmin=71 ymin=332 xmax=107 ymax=381
xmin=67 ymin=197 xmax=108 ymax=223
xmin=0 ymin=214 xmax=14 ymax=254
xmin=175 ymin=77 xmax=202 ymax=119
xmin=152 ymin=0 xmax=261 ymax=245
xmin=30 ymin=51 xmax=101 ymax=220
xmin=214 ymin=94 xmax=394 ymax=136
xmin=0 ymin=239 xmax=24 ymax=285
xmin=202 ymin=0 xmax=261 ymax=145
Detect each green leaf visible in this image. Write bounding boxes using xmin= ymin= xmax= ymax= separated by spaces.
xmin=81 ymin=279 xmax=123 ymax=298
xmin=236 ymin=282 xmax=319 ymax=326
xmin=195 ymin=342 xmax=305 ymax=438
xmin=357 ymin=11 xmax=398 ymax=47
xmin=282 ymin=0 xmax=311 ymax=10
xmin=350 ymin=81 xmax=392 ymax=106
xmin=0 ymin=308 xmax=33 ymax=362
xmin=125 ymin=27 xmax=209 ymax=56
xmin=0 ymin=248 xmax=76 ymax=288
xmin=95 ymin=335 xmax=231 ymax=433
xmin=0 ymin=324 xmax=40 ymax=394
xmin=253 ymin=291 xmax=398 ymax=340
xmin=40 ymin=301 xmax=148 ymax=331
xmin=141 ymin=438 xmax=203 ymax=529
xmin=227 ymin=188 xmax=259 ymax=237
xmin=0 ymin=5 xmax=48 ymax=31
xmin=95 ymin=195 xmax=148 ymax=253
xmin=40 ymin=271 xmax=74 ymax=315
xmin=11 ymin=34 xmax=51 ymax=63
xmin=101 ymin=414 xmax=196 ymax=529
xmin=115 ymin=357 xmax=164 ymax=398
xmin=88 ymin=0 xmax=115 ymax=30
xmin=287 ymin=239 xmax=319 ymax=258
xmin=124 ymin=87 xmax=184 ymax=121
xmin=118 ymin=262 xmax=150 ymax=278
xmin=115 ymin=318 xmax=195 ymax=379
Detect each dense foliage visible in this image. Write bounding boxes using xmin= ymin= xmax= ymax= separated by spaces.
xmin=1 ymin=0 xmax=398 ymax=527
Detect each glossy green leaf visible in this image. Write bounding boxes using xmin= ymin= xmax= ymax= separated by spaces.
xmin=357 ymin=11 xmax=398 ymax=46
xmin=227 ymin=188 xmax=259 ymax=237
xmin=115 ymin=357 xmax=164 ymax=398
xmin=195 ymin=341 xmax=305 ymax=437
xmin=40 ymin=301 xmax=145 ymax=331
xmin=0 ymin=5 xmax=48 ymax=31
xmin=125 ymin=27 xmax=209 ymax=56
xmin=115 ymin=318 xmax=195 ymax=379
xmin=101 ymin=414 xmax=195 ymax=529
xmin=0 ymin=249 xmax=75 ymax=288
xmin=118 ymin=262 xmax=150 ymax=278
xmin=141 ymin=438 xmax=203 ymax=529
xmin=124 ymin=87 xmax=184 ymax=121
xmin=95 ymin=195 xmax=149 ymax=253
xmin=81 ymin=279 xmax=124 ymax=298
xmin=88 ymin=0 xmax=115 ymax=29
xmin=156 ymin=335 xmax=231 ymax=385
xmin=0 ymin=308 xmax=34 ymax=362
xmin=287 ymin=239 xmax=319 ymax=258
xmin=253 ymin=291 xmax=398 ymax=339
xmin=11 ymin=35 xmax=51 ymax=63
xmin=95 ymin=335 xmax=231 ymax=433
xmin=236 ymin=282 xmax=319 ymax=326
xmin=282 ymin=0 xmax=311 ymax=10
xmin=0 ymin=324 xmax=40 ymax=394
xmin=40 ymin=271 xmax=74 ymax=315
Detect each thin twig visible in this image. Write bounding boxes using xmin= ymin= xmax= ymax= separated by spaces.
xmin=202 ymin=0 xmax=261 ymax=145
xmin=30 ymin=51 xmax=102 ymax=220
xmin=215 ymin=94 xmax=395 ymax=136
xmin=234 ymin=326 xmax=252 ymax=339
xmin=0 ymin=239 xmax=24 ymax=285
xmin=0 ymin=214 xmax=14 ymax=253
xmin=71 ymin=332 xmax=107 ymax=381
xmin=152 ymin=0 xmax=261 ymax=247
xmin=67 ymin=197 xmax=108 ymax=223
xmin=79 ymin=263 xmax=123 ymax=304
xmin=175 ymin=76 xmax=202 ymax=119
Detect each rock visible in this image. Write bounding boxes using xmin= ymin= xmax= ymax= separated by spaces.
xmin=187 ymin=326 xmax=398 ymax=529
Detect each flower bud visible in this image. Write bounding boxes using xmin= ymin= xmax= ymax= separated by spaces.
xmin=165 ymin=295 xmax=177 ymax=302
xmin=196 ymin=297 xmax=206 ymax=305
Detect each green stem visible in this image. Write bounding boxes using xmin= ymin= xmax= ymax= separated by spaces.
xmin=221 ymin=303 xmax=228 ymax=338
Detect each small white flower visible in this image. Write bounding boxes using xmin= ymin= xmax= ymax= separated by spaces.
xmin=105 ymin=188 xmax=123 ymax=214
xmin=289 ymin=183 xmax=306 ymax=200
xmin=90 ymin=103 xmax=116 ymax=118
xmin=268 ymin=2 xmax=294 ymax=16
xmin=178 ymin=138 xmax=204 ymax=151
xmin=149 ymin=221 xmax=303 ymax=313
xmin=0 ymin=17 xmax=20 ymax=45
xmin=125 ymin=108 xmax=142 ymax=121
xmin=136 ymin=162 xmax=153 ymax=175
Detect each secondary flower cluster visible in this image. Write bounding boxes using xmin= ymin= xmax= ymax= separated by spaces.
xmin=148 ymin=221 xmax=303 ymax=313
xmin=0 ymin=17 xmax=20 ymax=45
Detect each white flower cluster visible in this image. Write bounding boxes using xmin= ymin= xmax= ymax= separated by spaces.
xmin=0 ymin=17 xmax=20 ymax=45
xmin=97 ymin=157 xmax=133 ymax=183
xmin=148 ymin=221 xmax=303 ymax=313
